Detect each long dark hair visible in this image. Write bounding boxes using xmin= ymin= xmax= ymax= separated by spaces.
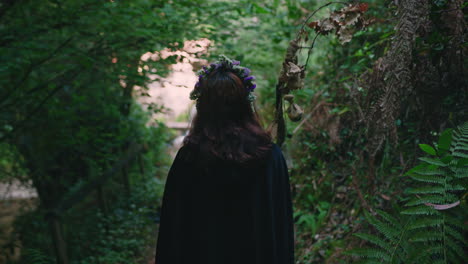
xmin=183 ymin=64 xmax=272 ymax=166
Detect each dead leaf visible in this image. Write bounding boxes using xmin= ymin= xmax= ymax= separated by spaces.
xmin=287 ymin=62 xmax=302 ymax=75
xmin=343 ymin=12 xmax=360 ymax=26
xmin=307 ymin=21 xmax=319 ymax=29
xmin=425 ymin=201 xmax=460 ymax=210
xmin=359 ymin=3 xmax=369 ymax=12
xmin=320 ymin=19 xmax=335 ymax=33
xmin=330 ymin=12 xmax=344 ymax=24
xmin=287 ymin=103 xmax=304 ymax=122
xmin=380 ymin=194 xmax=391 ymax=200
xmin=337 ymin=27 xmax=354 ymax=44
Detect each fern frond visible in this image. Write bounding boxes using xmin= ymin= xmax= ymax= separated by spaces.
xmin=366 ymin=212 xmax=401 ymax=240
xmin=445 ymin=238 xmax=467 ymax=260
xmin=411 ymin=168 xmax=445 ymax=176
xmin=374 ymin=209 xmax=400 ymax=227
xmin=409 ymin=230 xmax=443 ymax=242
xmin=355 ymin=260 xmax=382 ymax=264
xmin=445 ymin=216 xmax=465 ymax=230
xmin=453 ymin=132 xmax=468 ymax=142
xmin=451 ymin=122 xmax=468 ymax=158
xmin=445 ymin=225 xmax=467 ymax=244
xmin=388 ymin=216 xmax=412 ymax=262
xmin=452 ymin=152 xmax=468 ymax=158
xmin=404 ymin=195 xmax=446 ymax=206
xmin=445 ymin=183 xmax=465 ymax=191
xmin=451 ymin=130 xmax=467 ymax=145
xmin=406 ymin=186 xmax=445 ymax=194
xmin=346 ymin=248 xmax=391 ymax=261
xmin=406 ymin=245 xmax=441 ymax=264
xmin=407 ymin=217 xmax=443 ymax=229
xmin=409 ymin=174 xmax=445 ymax=184
xmin=354 ymin=233 xmax=392 ymax=251
xmin=22 ymin=248 xmax=51 ymax=264
xmin=453 ymin=167 xmax=468 ymax=178
xmin=401 ymin=205 xmax=438 ymax=215
xmin=350 ymin=124 xmax=467 ymax=264
xmin=419 ymin=157 xmax=449 ymax=166
xmin=452 ymin=142 xmax=468 ymax=152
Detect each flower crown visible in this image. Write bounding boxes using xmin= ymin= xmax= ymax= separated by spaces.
xmin=190 ymin=55 xmax=257 ymax=102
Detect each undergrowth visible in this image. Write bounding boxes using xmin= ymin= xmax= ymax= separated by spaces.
xmin=348 ymin=122 xmax=468 ymax=263
xmin=15 ymin=170 xmax=166 ymax=264
xmin=11 ymin=112 xmax=172 ymax=264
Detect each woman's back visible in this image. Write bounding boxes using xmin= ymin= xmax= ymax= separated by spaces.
xmin=155 ymin=143 xmax=294 ymax=264
xmin=155 ymin=55 xmax=294 ymax=263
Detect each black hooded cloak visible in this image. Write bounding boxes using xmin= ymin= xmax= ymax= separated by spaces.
xmin=155 ymin=143 xmax=294 ymax=264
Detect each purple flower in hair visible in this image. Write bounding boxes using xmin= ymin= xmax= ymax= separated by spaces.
xmin=210 ymin=63 xmax=221 ymax=69
xmin=191 ymin=55 xmax=257 ymax=102
xmin=244 ymin=76 xmax=255 ymax=82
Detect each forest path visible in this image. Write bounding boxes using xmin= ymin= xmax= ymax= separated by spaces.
xmin=137 ymin=39 xmax=209 ymax=124
xmin=138 ymin=39 xmax=207 ymax=158
xmin=0 ymin=181 xmax=38 ymax=262
xmin=0 ymin=197 xmax=37 ymax=262
xmin=0 ymin=180 xmax=37 ymax=200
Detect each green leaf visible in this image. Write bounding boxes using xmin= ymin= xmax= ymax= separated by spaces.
xmin=440 ymin=155 xmax=453 ymax=164
xmin=405 ymin=164 xmax=427 ymax=176
xmin=455 ymin=158 xmax=468 ymax=167
xmin=438 ymin=128 xmax=453 ymax=152
xmin=418 ymin=157 xmax=448 ymax=166
xmin=419 ymin=144 xmax=436 ymax=155
xmin=252 ymin=3 xmax=271 ymax=14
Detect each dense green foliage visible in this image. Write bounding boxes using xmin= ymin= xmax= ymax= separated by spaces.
xmin=0 ymin=0 xmax=204 ymax=197
xmin=16 ymin=172 xmax=166 ymax=264
xmin=0 ymin=0 xmax=215 ymax=263
xmin=213 ymin=1 xmax=466 ymax=262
